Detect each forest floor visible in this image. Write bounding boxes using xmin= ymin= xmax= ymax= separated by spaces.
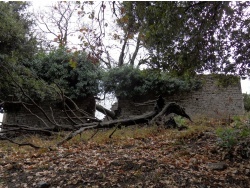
xmin=1 ymin=117 xmax=250 ymax=188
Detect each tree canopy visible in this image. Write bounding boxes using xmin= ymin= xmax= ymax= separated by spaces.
xmin=1 ymin=1 xmax=249 ymax=105
xmin=118 ymin=1 xmax=250 ymax=77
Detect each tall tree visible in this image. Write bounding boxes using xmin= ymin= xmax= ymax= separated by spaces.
xmin=118 ymin=1 xmax=250 ymax=76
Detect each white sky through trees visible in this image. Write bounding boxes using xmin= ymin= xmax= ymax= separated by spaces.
xmin=29 ymin=1 xmax=250 ymax=91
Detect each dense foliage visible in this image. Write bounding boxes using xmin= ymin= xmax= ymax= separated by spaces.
xmin=1 ymin=64 xmax=58 ymax=103
xmin=118 ymin=2 xmax=250 ymax=76
xmin=25 ymin=48 xmax=101 ymax=99
xmin=0 ymin=2 xmax=39 ymax=101
xmin=0 ymin=2 xmax=37 ymax=61
xmin=243 ymin=93 xmax=250 ymax=112
xmin=101 ymin=66 xmax=201 ymax=99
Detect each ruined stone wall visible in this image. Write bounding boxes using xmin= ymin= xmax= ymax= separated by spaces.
xmin=2 ymin=75 xmax=245 ymax=126
xmin=2 ymin=95 xmax=95 ymax=128
xmin=112 ymin=75 xmax=245 ymax=119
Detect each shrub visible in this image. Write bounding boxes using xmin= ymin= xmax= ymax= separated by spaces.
xmin=243 ymin=93 xmax=250 ymax=112
xmin=216 ymin=127 xmax=239 ymax=149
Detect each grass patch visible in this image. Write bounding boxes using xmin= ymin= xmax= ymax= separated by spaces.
xmin=1 ymin=113 xmax=249 ymax=153
xmin=68 ymin=125 xmax=161 ymax=145
xmin=216 ymin=127 xmax=239 ymax=149
xmin=175 ymin=124 xmax=211 ymax=141
xmin=214 ymin=114 xmax=250 ymax=149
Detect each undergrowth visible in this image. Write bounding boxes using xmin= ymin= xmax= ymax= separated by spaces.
xmin=215 ymin=115 xmax=250 ymax=149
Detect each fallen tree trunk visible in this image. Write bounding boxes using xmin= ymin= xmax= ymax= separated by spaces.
xmin=57 ymin=101 xmax=192 ymax=146
xmin=94 ymin=102 xmax=191 ymax=129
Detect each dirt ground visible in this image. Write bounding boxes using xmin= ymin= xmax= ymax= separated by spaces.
xmin=1 ymin=125 xmax=250 ymax=188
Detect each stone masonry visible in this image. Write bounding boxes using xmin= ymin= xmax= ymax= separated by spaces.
xmin=2 ymin=95 xmax=95 ymax=128
xmin=111 ymin=75 xmax=245 ymax=120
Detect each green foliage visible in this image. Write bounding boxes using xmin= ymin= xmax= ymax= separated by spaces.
xmin=212 ymin=74 xmax=240 ymax=88
xmin=0 ymin=1 xmax=37 ymax=61
xmin=243 ymin=93 xmax=250 ymax=112
xmin=0 ymin=2 xmax=39 ymax=101
xmin=174 ymin=116 xmax=187 ymax=127
xmin=0 ymin=62 xmax=59 ymax=105
xmin=216 ymin=127 xmax=239 ymax=149
xmin=101 ymin=66 xmax=201 ymax=98
xmin=119 ymin=2 xmax=250 ymax=76
xmin=25 ymin=48 xmax=101 ymax=99
xmin=216 ymin=125 xmax=250 ymax=149
xmin=239 ymin=127 xmax=250 ymax=139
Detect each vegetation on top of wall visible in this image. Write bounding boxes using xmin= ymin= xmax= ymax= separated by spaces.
xmin=25 ymin=47 xmax=101 ymax=99
xmin=212 ymin=74 xmax=240 ymax=88
xmin=101 ymin=66 xmax=202 ymax=99
xmin=243 ymin=93 xmax=250 ymax=112
xmin=1 ymin=62 xmax=64 ymax=112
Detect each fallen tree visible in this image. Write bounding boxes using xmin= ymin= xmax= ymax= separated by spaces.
xmin=57 ymin=99 xmax=192 ymax=146
xmin=0 ymin=94 xmax=192 ymax=148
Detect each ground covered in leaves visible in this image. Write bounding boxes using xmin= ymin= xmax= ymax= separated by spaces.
xmin=1 ymin=120 xmax=250 ymax=188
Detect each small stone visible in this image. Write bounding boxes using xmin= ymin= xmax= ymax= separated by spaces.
xmin=5 ymin=164 xmax=13 ymax=170
xmin=207 ymin=162 xmax=227 ymax=171
xmin=231 ymin=169 xmax=238 ymax=174
xmin=189 ymin=158 xmax=198 ymax=165
xmin=245 ymin=169 xmax=250 ymax=176
xmin=37 ymin=181 xmax=50 ymax=188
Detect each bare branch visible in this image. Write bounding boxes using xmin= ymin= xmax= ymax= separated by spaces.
xmin=57 ymin=97 xmax=192 ymax=146
xmin=57 ymin=123 xmax=99 ymax=146
xmin=0 ymin=136 xmax=41 ymax=149
xmin=96 ymin=104 xmax=116 ymax=119
xmin=22 ymin=103 xmax=50 ymax=128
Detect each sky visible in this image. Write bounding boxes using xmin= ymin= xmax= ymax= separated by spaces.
xmin=241 ymin=78 xmax=250 ymax=94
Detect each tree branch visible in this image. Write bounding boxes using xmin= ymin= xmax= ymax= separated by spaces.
xmin=130 ymin=33 xmax=141 ymax=66
xmin=0 ymin=136 xmax=41 ymax=149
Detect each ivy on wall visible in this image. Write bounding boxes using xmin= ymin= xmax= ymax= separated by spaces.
xmin=212 ymin=74 xmax=240 ymax=88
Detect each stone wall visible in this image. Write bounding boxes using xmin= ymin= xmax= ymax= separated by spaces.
xmin=2 ymin=95 xmax=95 ymax=128
xmin=2 ymin=75 xmax=245 ymax=127
xmin=111 ymin=75 xmax=245 ymax=119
